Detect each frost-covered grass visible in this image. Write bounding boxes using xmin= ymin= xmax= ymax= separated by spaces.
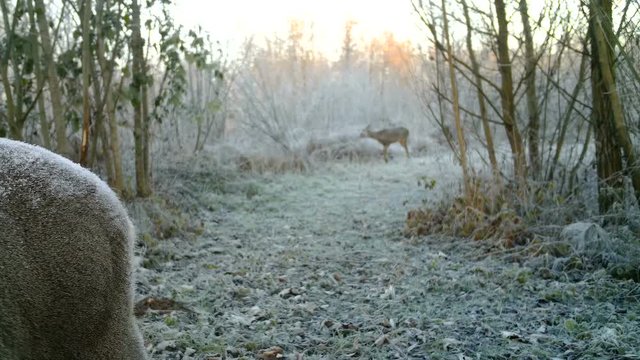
xmin=133 ymin=153 xmax=640 ymax=359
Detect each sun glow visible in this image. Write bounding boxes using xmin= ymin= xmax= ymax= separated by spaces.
xmin=172 ymin=0 xmax=421 ymax=60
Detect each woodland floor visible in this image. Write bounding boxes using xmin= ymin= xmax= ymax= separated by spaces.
xmin=131 ymin=151 xmax=640 ymax=360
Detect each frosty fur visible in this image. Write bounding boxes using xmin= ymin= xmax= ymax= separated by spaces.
xmin=0 ymin=139 xmax=146 ymax=359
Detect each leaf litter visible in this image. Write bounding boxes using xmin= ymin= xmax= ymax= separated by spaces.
xmin=134 ymin=155 xmax=640 ymax=359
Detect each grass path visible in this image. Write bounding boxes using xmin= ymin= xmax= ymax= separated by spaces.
xmin=137 ymin=156 xmax=640 ymax=359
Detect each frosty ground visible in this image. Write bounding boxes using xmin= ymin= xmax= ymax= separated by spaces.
xmin=132 ymin=151 xmax=640 ymax=359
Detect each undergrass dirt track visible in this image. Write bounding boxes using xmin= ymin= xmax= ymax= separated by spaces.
xmin=134 ymin=154 xmax=640 ymax=359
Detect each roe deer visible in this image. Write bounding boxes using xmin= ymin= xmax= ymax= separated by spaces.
xmin=0 ymin=139 xmax=147 ymax=360
xmin=360 ymin=125 xmax=410 ymax=163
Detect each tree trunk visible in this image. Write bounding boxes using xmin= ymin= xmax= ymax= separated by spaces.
xmin=441 ymin=0 xmax=471 ymax=201
xmin=590 ymin=0 xmax=622 ymax=213
xmin=26 ymin=0 xmax=51 ymax=148
xmin=130 ymin=0 xmax=151 ymax=196
xmin=519 ymin=0 xmax=541 ymax=179
xmin=94 ymin=0 xmax=127 ymax=195
xmin=461 ymin=0 xmax=500 ymax=185
xmin=89 ymin=33 xmax=105 ymax=171
xmin=98 ymin=118 xmax=115 ymax=186
xmin=142 ymin=68 xmax=151 ymax=189
xmin=494 ymin=0 xmax=527 ymax=184
xmin=547 ymin=50 xmax=588 ymax=181
xmin=590 ymin=0 xmax=640 ymax=211
xmin=0 ymin=5 xmax=18 ymax=138
xmin=79 ymin=0 xmax=92 ymax=166
xmin=0 ymin=0 xmax=24 ymax=140
xmin=0 ymin=62 xmax=17 ymax=138
xmin=33 ymin=0 xmax=68 ymax=154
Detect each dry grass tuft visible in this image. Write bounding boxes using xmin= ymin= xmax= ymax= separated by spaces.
xmin=306 ymin=135 xmax=400 ymax=162
xmin=405 ymin=177 xmax=530 ymax=247
xmin=235 ymin=154 xmax=308 ymax=174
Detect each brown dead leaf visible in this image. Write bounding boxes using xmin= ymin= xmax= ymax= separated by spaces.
xmin=258 ymin=346 xmax=284 ymax=360
xmin=341 ymin=322 xmax=359 ymax=331
xmin=380 ymin=318 xmax=396 ymax=328
xmin=134 ymin=297 xmax=187 ymax=317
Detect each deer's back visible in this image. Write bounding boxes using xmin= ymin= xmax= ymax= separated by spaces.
xmin=0 ymin=139 xmax=146 ymax=359
xmin=371 ymin=127 xmax=409 ymax=145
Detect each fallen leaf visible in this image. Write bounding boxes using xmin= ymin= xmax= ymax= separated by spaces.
xmin=442 ymin=338 xmax=461 ymax=351
xmin=134 ymin=297 xmax=187 ymax=316
xmin=279 ymin=287 xmax=303 ymax=299
xmin=380 ymin=318 xmax=396 ymax=328
xmin=501 ymin=331 xmax=528 ymax=342
xmin=341 ymin=322 xmax=359 ymax=331
xmin=374 ymin=335 xmax=389 ymax=347
xmin=258 ymin=346 xmax=284 ymax=360
xmin=380 ymin=285 xmax=395 ymax=299
xmin=536 ymin=324 xmax=547 ymax=334
xmin=332 ymin=272 xmax=343 ymax=282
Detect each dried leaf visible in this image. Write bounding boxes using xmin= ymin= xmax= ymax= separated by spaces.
xmin=258 ymin=346 xmax=284 ymax=360
xmin=501 ymin=330 xmax=527 ymax=342
xmin=279 ymin=287 xmax=303 ymax=299
xmin=341 ymin=322 xmax=359 ymax=331
xmin=381 ymin=285 xmax=395 ymax=299
xmin=442 ymin=338 xmax=461 ymax=351
xmin=134 ymin=297 xmax=187 ymax=316
xmin=374 ymin=335 xmax=389 ymax=346
xmin=536 ymin=324 xmax=547 ymax=334
xmin=322 ymin=319 xmax=334 ymax=328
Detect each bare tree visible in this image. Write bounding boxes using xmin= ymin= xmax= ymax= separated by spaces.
xmin=79 ymin=0 xmax=92 ymax=165
xmin=519 ymin=0 xmax=541 ymax=179
xmin=441 ymin=0 xmax=471 ymax=200
xmin=460 ymin=0 xmax=500 ymax=185
xmin=130 ymin=0 xmax=151 ymax=196
xmin=494 ymin=0 xmax=527 ymax=184
xmin=33 ymin=0 xmax=69 ymax=154
xmin=83 ymin=0 xmax=129 ymax=195
xmin=589 ymin=0 xmax=640 ymax=212
xmin=26 ymin=0 xmax=50 ymax=148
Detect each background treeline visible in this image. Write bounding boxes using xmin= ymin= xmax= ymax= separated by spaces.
xmin=1 ymin=0 xmax=639 ymax=222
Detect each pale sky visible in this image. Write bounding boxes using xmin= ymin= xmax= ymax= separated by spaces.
xmin=172 ymin=0 xmax=422 ymax=60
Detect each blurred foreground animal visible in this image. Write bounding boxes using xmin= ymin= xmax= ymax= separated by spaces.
xmin=360 ymin=125 xmax=410 ymax=162
xmin=0 ymin=139 xmax=147 ymax=360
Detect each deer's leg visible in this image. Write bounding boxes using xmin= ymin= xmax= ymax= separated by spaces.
xmin=400 ymin=138 xmax=410 ymax=158
xmin=383 ymin=145 xmax=389 ymax=163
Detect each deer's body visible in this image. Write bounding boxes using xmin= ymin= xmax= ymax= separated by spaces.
xmin=360 ymin=126 xmax=410 ymax=162
xmin=0 ymin=139 xmax=147 ymax=360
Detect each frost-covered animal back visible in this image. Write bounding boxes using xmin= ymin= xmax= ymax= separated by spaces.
xmin=0 ymin=139 xmax=147 ymax=359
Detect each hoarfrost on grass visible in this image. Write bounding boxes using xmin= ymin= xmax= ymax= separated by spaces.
xmin=135 ymin=152 xmax=640 ymax=359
